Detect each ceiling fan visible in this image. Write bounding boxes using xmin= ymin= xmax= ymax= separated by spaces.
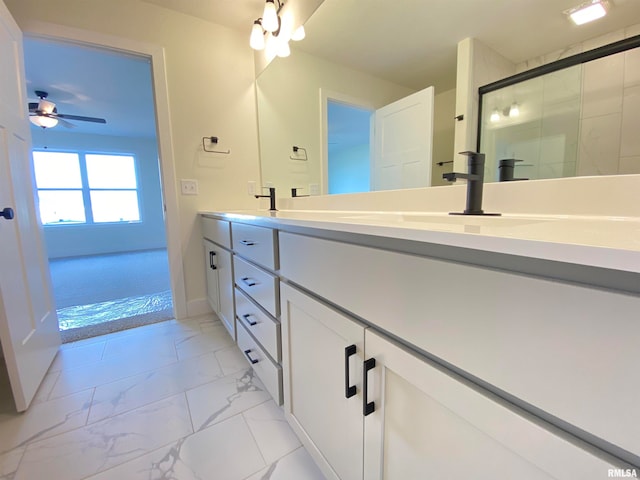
xmin=28 ymin=90 xmax=107 ymax=129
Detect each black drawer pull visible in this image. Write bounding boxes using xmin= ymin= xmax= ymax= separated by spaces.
xmin=240 ymin=277 xmax=256 ymax=287
xmin=239 ymin=240 xmax=255 ymax=246
xmin=345 ymin=345 xmax=357 ymax=399
xmin=209 ymin=251 xmax=217 ymax=270
xmin=244 ymin=349 xmax=259 ymax=364
xmin=243 ymin=313 xmax=258 ymax=326
xmin=363 ymin=358 xmax=376 ymax=416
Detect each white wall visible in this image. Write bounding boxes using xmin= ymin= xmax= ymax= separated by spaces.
xmin=30 ymin=130 xmax=166 ymax=258
xmin=5 ymin=0 xmax=261 ymax=315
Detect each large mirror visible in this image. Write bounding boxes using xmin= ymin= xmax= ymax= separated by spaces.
xmin=256 ymin=0 xmax=640 ymax=197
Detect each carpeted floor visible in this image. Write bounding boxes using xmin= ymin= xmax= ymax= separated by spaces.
xmin=49 ymin=249 xmax=174 ymax=342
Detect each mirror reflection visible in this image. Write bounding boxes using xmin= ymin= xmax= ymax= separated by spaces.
xmin=256 ymin=0 xmax=640 ymax=197
xmin=480 ymin=43 xmax=640 ymax=182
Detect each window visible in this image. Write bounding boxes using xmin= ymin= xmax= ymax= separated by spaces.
xmin=33 ymin=151 xmax=141 ymax=225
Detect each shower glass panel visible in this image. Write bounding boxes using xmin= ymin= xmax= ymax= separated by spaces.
xmin=479 ymin=65 xmax=582 ymax=183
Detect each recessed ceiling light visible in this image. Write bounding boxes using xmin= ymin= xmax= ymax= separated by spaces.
xmin=565 ymin=0 xmax=609 ymax=26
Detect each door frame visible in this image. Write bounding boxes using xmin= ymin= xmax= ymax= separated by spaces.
xmin=20 ymin=22 xmax=187 ymax=319
xmin=319 ymin=89 xmax=374 ymax=196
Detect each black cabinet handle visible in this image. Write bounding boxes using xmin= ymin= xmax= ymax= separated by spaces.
xmin=243 ymin=313 xmax=258 ymax=326
xmin=240 ymin=277 xmax=256 ymax=287
xmin=239 ymin=240 xmax=255 ymax=246
xmin=209 ymin=251 xmax=217 ymax=270
xmin=363 ymin=358 xmax=376 ymax=416
xmin=345 ymin=345 xmax=357 ymax=399
xmin=244 ymin=349 xmax=259 ymax=364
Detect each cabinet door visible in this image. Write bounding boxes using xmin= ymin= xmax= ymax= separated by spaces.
xmin=217 ymin=248 xmax=235 ymax=340
xmin=363 ymin=329 xmax=616 ymax=480
xmin=203 ymin=239 xmax=220 ymax=314
xmin=281 ymin=283 xmax=365 ymax=480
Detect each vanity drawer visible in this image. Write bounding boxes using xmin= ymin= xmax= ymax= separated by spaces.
xmin=232 ymin=223 xmax=277 ymax=270
xmin=202 ymin=216 xmax=231 ymax=248
xmin=236 ymin=287 xmax=280 ymax=362
xmin=237 ymin=321 xmax=283 ymax=405
xmin=234 ymin=256 xmax=279 ymax=317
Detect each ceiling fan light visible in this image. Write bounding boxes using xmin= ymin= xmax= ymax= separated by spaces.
xmin=39 ymin=99 xmax=56 ymax=114
xmin=262 ymin=0 xmax=279 ymax=32
xmin=30 ymin=115 xmax=58 ymax=129
xmin=291 ymin=25 xmax=306 ymax=41
xmin=250 ymin=20 xmax=265 ymax=50
xmin=566 ymin=0 xmax=608 ymax=25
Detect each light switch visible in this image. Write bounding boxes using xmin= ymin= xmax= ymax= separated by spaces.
xmin=181 ymin=179 xmax=199 ymax=195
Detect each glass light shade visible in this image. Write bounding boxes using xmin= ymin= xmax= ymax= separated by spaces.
xmin=38 ymin=99 xmax=56 ymax=114
xmin=277 ymin=39 xmax=291 ymax=58
xmin=509 ymin=103 xmax=520 ymax=117
xmin=262 ymin=0 xmax=279 ymax=32
xmin=291 ymin=25 xmax=306 ymax=41
xmin=250 ymin=21 xmax=265 ymax=50
xmin=568 ymin=1 xmax=607 ymax=25
xmin=30 ymin=115 xmax=58 ymax=128
xmin=489 ymin=110 xmax=500 ymax=123
xmin=265 ymin=34 xmax=279 ymax=61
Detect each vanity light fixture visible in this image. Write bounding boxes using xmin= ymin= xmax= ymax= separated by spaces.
xmin=249 ymin=0 xmax=306 ymax=55
xmin=250 ymin=20 xmax=266 ymax=50
xmin=565 ymin=0 xmax=609 ymax=25
xmin=261 ymin=0 xmax=280 ymax=32
xmin=490 ymin=109 xmax=500 ymax=123
xmin=509 ymin=103 xmax=520 ymax=117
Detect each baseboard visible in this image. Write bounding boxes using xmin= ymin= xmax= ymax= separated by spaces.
xmin=186 ymin=298 xmax=212 ymax=319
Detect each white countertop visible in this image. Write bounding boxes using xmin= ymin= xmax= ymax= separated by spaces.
xmin=200 ymin=209 xmax=640 ymax=274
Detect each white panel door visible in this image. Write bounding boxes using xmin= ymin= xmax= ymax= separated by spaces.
xmin=281 ymin=283 xmax=365 ymax=480
xmin=0 ymin=0 xmax=61 ymax=412
xmin=362 ymin=329 xmax=616 ymax=480
xmin=372 ymin=86 xmax=434 ymax=191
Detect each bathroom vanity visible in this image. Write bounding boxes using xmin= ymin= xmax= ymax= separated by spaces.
xmin=200 ymin=204 xmax=639 ymax=479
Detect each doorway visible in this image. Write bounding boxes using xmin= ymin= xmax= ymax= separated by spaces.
xmin=24 ymin=37 xmax=174 ymax=342
xmin=327 ymin=99 xmax=373 ymax=194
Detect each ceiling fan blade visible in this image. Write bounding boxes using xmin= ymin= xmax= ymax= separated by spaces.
xmin=28 ymin=102 xmax=39 ymax=113
xmin=55 ymin=113 xmax=107 ymax=124
xmin=56 ymin=118 xmax=76 ymax=129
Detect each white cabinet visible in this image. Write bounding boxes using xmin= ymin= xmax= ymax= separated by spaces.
xmin=202 ymin=217 xmax=235 ymax=339
xmin=362 ymin=329 xmax=613 ymax=479
xmin=281 ymin=282 xmax=617 ymax=480
xmin=281 ymin=283 xmax=365 ymax=480
xmin=203 ymin=239 xmax=220 ymax=313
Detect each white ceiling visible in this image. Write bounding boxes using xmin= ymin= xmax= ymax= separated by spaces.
xmin=22 ymin=0 xmax=640 ymax=136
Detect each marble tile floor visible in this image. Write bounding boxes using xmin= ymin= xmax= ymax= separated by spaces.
xmin=0 ymin=315 xmax=326 ymax=480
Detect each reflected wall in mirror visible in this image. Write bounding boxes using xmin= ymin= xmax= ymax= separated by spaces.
xmin=480 ymin=36 xmax=640 ymax=182
xmin=256 ymin=48 xmax=438 ymax=196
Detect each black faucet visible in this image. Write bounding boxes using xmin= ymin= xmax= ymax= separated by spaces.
xmin=442 ymin=151 xmax=500 ymax=216
xmin=291 ymin=188 xmax=309 ymax=198
xmin=498 ymin=159 xmax=528 ymax=182
xmin=255 ymin=187 xmax=277 ymax=211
